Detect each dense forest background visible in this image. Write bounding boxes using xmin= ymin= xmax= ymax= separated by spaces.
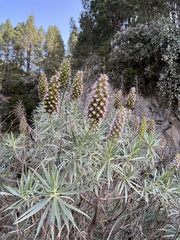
xmin=0 ymin=0 xmax=180 ymax=129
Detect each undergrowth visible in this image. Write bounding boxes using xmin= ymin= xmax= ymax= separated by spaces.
xmin=0 ymin=66 xmax=179 ymax=240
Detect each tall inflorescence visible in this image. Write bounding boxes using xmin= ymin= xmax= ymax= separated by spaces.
xmin=126 ymin=87 xmax=136 ymax=110
xmin=13 ymin=100 xmax=29 ymax=135
xmin=147 ymin=119 xmax=155 ymax=133
xmin=59 ymin=58 xmax=71 ymax=90
xmin=71 ymin=70 xmax=83 ymax=100
xmin=38 ymin=73 xmax=48 ymax=101
xmin=19 ymin=116 xmax=28 ymax=135
xmin=87 ymin=74 xmax=109 ymax=129
xmin=132 ymin=116 xmax=140 ymax=132
xmin=114 ymin=90 xmax=123 ymax=109
xmin=44 ymin=75 xmax=60 ymax=114
xmin=170 ymin=153 xmax=180 ymax=170
xmin=139 ymin=117 xmax=147 ymax=139
xmin=109 ymin=106 xmax=126 ymax=140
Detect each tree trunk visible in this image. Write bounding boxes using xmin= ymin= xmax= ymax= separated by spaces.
xmin=26 ymin=44 xmax=32 ymax=72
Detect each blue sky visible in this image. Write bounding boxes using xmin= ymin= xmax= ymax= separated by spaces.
xmin=0 ymin=0 xmax=83 ymax=46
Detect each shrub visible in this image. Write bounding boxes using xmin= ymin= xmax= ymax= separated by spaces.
xmin=110 ymin=16 xmax=180 ymax=99
xmin=0 ymin=75 xmax=179 ymax=240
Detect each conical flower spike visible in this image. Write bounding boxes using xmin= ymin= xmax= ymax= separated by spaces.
xmin=71 ymin=70 xmax=83 ymax=100
xmin=139 ymin=117 xmax=147 ymax=139
xmin=126 ymin=87 xmax=136 ymax=110
xmin=87 ymin=74 xmax=109 ymax=128
xmin=114 ymin=90 xmax=123 ymax=109
xmin=19 ymin=116 xmax=28 ymax=135
xmin=109 ymin=106 xmax=126 ymax=140
xmin=38 ymin=73 xmax=48 ymax=101
xmin=44 ymin=75 xmax=60 ymax=114
xmin=170 ymin=153 xmax=180 ymax=170
xmin=59 ymin=58 xmax=71 ymax=90
xmin=133 ymin=116 xmax=140 ymax=132
xmin=147 ymin=119 xmax=155 ymax=133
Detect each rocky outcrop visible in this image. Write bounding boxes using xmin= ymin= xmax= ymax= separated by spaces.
xmin=134 ymin=94 xmax=180 ymax=163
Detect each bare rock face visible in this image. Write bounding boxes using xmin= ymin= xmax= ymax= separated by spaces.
xmin=178 ymin=95 xmax=180 ymax=114
xmin=133 ymin=94 xmax=180 ymax=162
xmin=170 ymin=118 xmax=180 ymax=151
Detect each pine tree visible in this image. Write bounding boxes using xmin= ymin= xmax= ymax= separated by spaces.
xmin=0 ymin=19 xmax=15 ymax=87
xmin=44 ymin=26 xmax=65 ymax=77
xmin=73 ymin=0 xmax=94 ymax=69
xmin=24 ymin=15 xmax=38 ymax=72
xmin=33 ymin=26 xmax=45 ymax=72
xmin=68 ymin=18 xmax=78 ymax=56
xmin=13 ymin=22 xmax=26 ymax=69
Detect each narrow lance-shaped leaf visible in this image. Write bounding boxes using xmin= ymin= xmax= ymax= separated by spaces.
xmin=14 ymin=199 xmax=49 ymax=224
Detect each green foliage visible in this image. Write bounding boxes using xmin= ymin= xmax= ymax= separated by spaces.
xmin=110 ymin=16 xmax=180 ymax=97
xmin=0 ymin=74 xmax=179 ymax=239
xmin=0 ymin=19 xmax=15 ymax=85
xmin=0 ymin=15 xmax=64 ymax=91
xmin=72 ymin=0 xmax=180 ymax=101
xmin=13 ymin=22 xmax=26 ymax=68
xmin=24 ymin=15 xmax=39 ymax=72
xmin=44 ymin=26 xmax=65 ymax=77
xmin=0 ymin=19 xmax=15 ymax=44
xmin=73 ymin=0 xmax=179 ymax=67
xmin=0 ymin=15 xmax=65 ymax=132
xmin=1 ymin=80 xmax=36 ymax=132
xmin=158 ymin=17 xmax=180 ymax=100
xmin=110 ymin=19 xmax=162 ymax=90
xmin=68 ymin=18 xmax=78 ymax=56
xmin=72 ymin=1 xmax=94 ymax=69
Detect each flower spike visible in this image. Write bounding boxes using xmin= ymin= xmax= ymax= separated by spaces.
xmin=87 ymin=74 xmax=109 ymax=129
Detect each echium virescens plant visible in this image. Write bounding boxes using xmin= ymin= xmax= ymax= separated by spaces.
xmin=44 ymin=74 xmax=60 ymax=114
xmin=126 ymin=87 xmax=136 ymax=110
xmin=19 ymin=116 xmax=29 ymax=135
xmin=170 ymin=153 xmax=180 ymax=170
xmin=38 ymin=73 xmax=48 ymax=101
xmin=0 ymin=69 xmax=180 ymax=240
xmin=132 ymin=116 xmax=140 ymax=132
xmin=139 ymin=116 xmax=147 ymax=139
xmin=147 ymin=119 xmax=155 ymax=133
xmin=59 ymin=58 xmax=71 ymax=90
xmin=113 ymin=89 xmax=123 ymax=109
xmin=86 ymin=74 xmax=109 ymax=129
xmin=109 ymin=106 xmax=126 ymax=140
xmin=13 ymin=100 xmax=30 ymax=135
xmin=71 ymin=70 xmax=83 ymax=100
